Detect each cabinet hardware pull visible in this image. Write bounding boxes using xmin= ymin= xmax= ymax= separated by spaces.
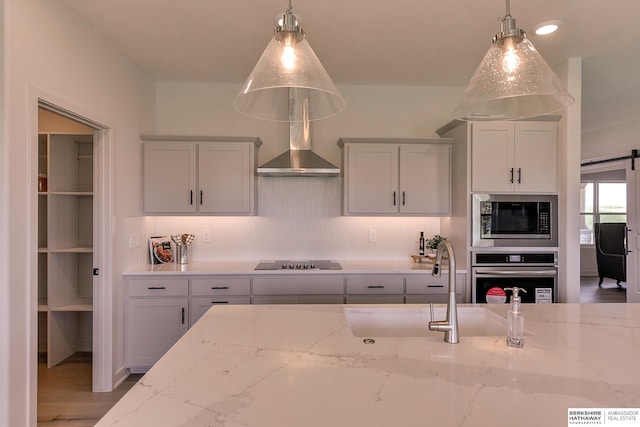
xmin=181 ymin=307 xmax=185 ymax=324
xmin=427 ymin=285 xmax=444 ymax=288
xmin=367 ymin=285 xmax=385 ymax=289
xmin=510 ymin=168 xmax=514 ymax=183
xmin=211 ymin=286 xmax=230 ymax=290
xmin=517 ymin=168 xmax=522 ymax=183
xmin=402 ymin=191 xmax=406 ymax=206
xmin=211 ymin=301 xmax=230 ymax=304
xmin=625 ymin=227 xmax=632 ymax=254
xmin=393 ymin=191 xmax=396 ymax=206
xmin=200 ymin=190 xmax=203 ymax=205
xmin=148 ymin=286 xmax=166 ymax=290
xmin=190 ymin=190 xmax=193 ymax=205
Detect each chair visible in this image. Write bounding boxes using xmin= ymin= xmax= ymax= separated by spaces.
xmin=594 ymin=222 xmax=627 ymax=287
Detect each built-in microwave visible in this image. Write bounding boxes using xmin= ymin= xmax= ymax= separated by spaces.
xmin=472 ymin=194 xmax=558 ymax=247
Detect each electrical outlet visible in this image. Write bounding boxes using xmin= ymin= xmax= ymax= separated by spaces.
xmin=202 ymin=229 xmax=211 ymax=243
xmin=368 ymin=229 xmax=377 ymax=243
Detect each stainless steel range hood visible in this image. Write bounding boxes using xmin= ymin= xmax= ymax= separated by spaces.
xmin=257 ymin=90 xmax=340 ymax=177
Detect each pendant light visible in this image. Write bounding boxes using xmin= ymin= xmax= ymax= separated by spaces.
xmin=452 ymin=0 xmax=575 ymax=121
xmin=234 ymin=1 xmax=345 ymax=121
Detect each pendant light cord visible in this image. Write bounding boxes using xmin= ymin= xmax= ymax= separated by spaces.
xmin=505 ymin=0 xmax=511 ymax=16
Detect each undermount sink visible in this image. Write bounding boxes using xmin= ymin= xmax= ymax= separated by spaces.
xmin=344 ymin=306 xmax=532 ymax=338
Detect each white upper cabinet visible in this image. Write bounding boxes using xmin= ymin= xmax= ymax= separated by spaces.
xmin=143 ymin=137 xmax=260 ymax=215
xmin=339 ymin=138 xmax=453 ymax=216
xmin=471 ymin=121 xmax=557 ymax=193
xmin=198 ymin=142 xmax=253 ymax=214
xmin=144 ymin=142 xmax=197 ymax=213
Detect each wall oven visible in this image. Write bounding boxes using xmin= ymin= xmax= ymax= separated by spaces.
xmin=472 ymin=194 xmax=558 ymax=247
xmin=472 ymin=252 xmax=557 ymax=303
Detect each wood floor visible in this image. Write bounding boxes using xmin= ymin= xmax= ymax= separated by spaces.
xmin=38 ymin=353 xmax=141 ymax=426
xmin=37 ymin=283 xmax=624 ymax=426
xmin=580 ymin=275 xmax=627 ymax=303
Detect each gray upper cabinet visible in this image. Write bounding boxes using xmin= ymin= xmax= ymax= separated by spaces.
xmin=470 ymin=121 xmax=557 ymax=193
xmin=339 ymin=138 xmax=453 ymax=216
xmin=142 ymin=136 xmax=261 ymax=215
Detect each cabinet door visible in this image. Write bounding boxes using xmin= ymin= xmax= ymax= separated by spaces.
xmin=190 ymin=296 xmax=250 ymax=326
xmin=400 ymin=144 xmax=451 ymax=215
xmin=471 ymin=122 xmax=515 ymax=192
xmin=345 ymin=144 xmax=399 ymax=214
xmin=125 ymin=297 xmax=188 ymax=370
xmin=514 ymin=122 xmax=557 ymax=193
xmin=144 ymin=143 xmax=197 ymax=213
xmin=198 ymin=142 xmax=254 ymax=214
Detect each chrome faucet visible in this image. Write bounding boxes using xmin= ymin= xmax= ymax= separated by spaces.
xmin=428 ymin=240 xmax=459 ymax=344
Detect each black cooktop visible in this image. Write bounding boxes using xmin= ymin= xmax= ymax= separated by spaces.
xmin=255 ymin=260 xmax=343 ymax=270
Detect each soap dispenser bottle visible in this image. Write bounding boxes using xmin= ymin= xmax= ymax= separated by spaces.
xmin=505 ymin=287 xmax=527 ymax=348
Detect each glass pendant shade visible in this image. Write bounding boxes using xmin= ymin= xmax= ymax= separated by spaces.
xmin=453 ymin=3 xmax=575 ymax=121
xmin=234 ymin=16 xmax=345 ymax=121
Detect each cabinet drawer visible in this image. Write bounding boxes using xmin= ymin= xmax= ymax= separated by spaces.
xmin=128 ymin=278 xmax=189 ymax=297
xmin=190 ymin=296 xmax=250 ymax=326
xmin=346 ymin=275 xmax=404 ymax=295
xmin=190 ymin=277 xmax=251 ymax=296
xmin=252 ymin=276 xmax=344 ymax=295
xmin=405 ymin=274 xmax=464 ymax=295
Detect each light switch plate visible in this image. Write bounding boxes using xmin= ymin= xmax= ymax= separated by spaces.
xmin=368 ymin=229 xmax=377 ymax=243
xmin=202 ymin=229 xmax=211 ymax=243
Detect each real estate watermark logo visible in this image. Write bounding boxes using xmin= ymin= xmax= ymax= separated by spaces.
xmin=568 ymin=409 xmax=640 ymax=426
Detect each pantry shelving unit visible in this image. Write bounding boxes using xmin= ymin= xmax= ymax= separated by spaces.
xmin=38 ymin=131 xmax=95 ymax=367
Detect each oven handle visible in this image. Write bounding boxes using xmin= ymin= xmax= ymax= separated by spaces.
xmin=474 ymin=269 xmax=557 ymax=276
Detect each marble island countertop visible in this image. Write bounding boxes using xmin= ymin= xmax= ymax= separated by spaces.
xmin=124 ymin=258 xmax=458 ymax=275
xmin=97 ymin=303 xmax=640 ymax=427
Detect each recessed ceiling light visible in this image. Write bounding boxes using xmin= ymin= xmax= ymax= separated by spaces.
xmin=535 ymin=20 xmax=561 ymax=35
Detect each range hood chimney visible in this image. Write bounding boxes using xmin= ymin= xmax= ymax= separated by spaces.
xmin=257 ymin=89 xmax=340 ymax=177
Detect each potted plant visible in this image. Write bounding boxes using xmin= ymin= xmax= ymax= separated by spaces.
xmin=425 ymin=235 xmax=445 ymax=253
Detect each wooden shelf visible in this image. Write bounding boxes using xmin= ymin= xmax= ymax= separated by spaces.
xmin=38 ymin=131 xmax=95 ymax=367
xmin=49 ymin=247 xmax=93 ymax=254
xmin=50 ymin=304 xmax=93 ymax=312
xmin=48 ymin=191 xmax=93 ymax=196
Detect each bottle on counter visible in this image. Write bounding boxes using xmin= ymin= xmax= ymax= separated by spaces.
xmin=419 ymin=232 xmax=425 ymax=255
xmin=505 ymin=287 xmax=527 ymax=348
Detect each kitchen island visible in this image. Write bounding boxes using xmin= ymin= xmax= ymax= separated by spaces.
xmin=97 ymin=303 xmax=640 ymax=426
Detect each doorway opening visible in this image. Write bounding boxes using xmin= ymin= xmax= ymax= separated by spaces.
xmin=580 ymin=168 xmax=628 ymax=302
xmin=33 ymin=96 xmax=115 ymax=425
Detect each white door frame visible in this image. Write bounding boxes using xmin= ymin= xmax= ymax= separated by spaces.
xmin=30 ymin=88 xmax=114 ymax=420
xmin=581 ymin=158 xmax=636 ymax=302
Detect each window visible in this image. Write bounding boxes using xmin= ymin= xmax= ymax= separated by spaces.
xmin=580 ymin=181 xmax=626 ymax=245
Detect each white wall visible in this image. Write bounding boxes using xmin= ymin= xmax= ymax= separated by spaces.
xmin=0 ymin=0 xmax=9 ymax=424
xmin=151 ymin=83 xmax=465 ymax=261
xmin=1 ymin=0 xmax=154 ymax=425
xmin=555 ymin=58 xmax=583 ymax=303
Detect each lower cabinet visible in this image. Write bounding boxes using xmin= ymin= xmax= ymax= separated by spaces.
xmin=126 ymin=296 xmax=189 ymax=373
xmin=345 ymin=275 xmax=404 ymax=304
xmin=252 ymin=276 xmax=345 ymax=304
xmin=405 ymin=273 xmax=467 ymax=304
xmin=125 ymin=272 xmax=468 ymax=372
xmin=189 ymin=277 xmax=251 ymax=324
xmin=125 ymin=276 xmax=249 ymax=372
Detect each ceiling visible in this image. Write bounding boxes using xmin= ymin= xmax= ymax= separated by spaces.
xmin=60 ymin=0 xmax=640 ymax=130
